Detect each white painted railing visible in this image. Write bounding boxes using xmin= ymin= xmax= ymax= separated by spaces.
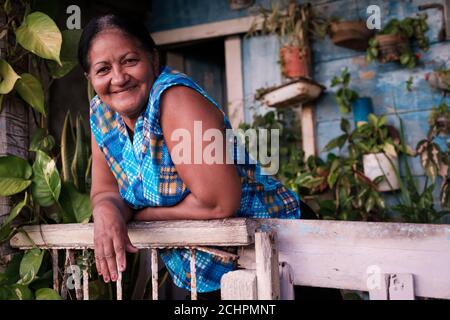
xmin=9 ymin=218 xmax=450 ymax=300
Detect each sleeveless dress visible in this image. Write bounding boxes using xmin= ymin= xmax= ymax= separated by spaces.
xmin=90 ymin=66 xmax=301 ymax=292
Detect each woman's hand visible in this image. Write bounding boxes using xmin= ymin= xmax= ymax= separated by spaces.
xmin=93 ymin=201 xmax=138 ymax=283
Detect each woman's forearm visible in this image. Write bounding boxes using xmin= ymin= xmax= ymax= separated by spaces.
xmin=133 ymin=193 xmax=237 ymax=221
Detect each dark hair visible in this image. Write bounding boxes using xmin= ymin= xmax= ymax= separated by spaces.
xmin=78 ymin=13 xmax=159 ymax=72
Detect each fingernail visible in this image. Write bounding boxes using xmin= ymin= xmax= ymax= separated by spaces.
xmin=111 ymin=274 xmax=117 ymax=281
xmin=120 ymin=264 xmax=125 ymax=271
xmin=104 ymin=276 xmax=110 ymax=283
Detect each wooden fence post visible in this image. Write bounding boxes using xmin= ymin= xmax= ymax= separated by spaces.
xmin=255 ymin=231 xmax=280 ymax=300
xmin=221 ymin=270 xmax=258 ymax=300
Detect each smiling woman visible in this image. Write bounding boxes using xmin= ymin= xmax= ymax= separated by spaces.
xmin=78 ymin=13 xmax=302 ymax=295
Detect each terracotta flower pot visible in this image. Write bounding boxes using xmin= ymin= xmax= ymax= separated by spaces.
xmin=280 ymin=46 xmax=310 ymax=79
xmin=329 ymin=20 xmax=374 ymax=51
xmin=375 ymin=34 xmax=410 ymax=63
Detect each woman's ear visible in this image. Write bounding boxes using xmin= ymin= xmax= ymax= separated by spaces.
xmin=84 ymin=72 xmax=90 ymax=80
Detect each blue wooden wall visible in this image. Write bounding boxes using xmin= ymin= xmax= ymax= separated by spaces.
xmin=149 ymin=0 xmax=450 ymax=208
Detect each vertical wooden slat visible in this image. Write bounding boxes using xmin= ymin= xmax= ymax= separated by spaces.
xmin=255 ymin=231 xmax=280 ymax=300
xmin=190 ymin=249 xmax=197 ymax=300
xmin=389 ymin=274 xmax=415 ymax=300
xmin=279 ymin=262 xmax=294 ymax=300
xmin=60 ymin=249 xmax=71 ymax=299
xmin=68 ymin=250 xmax=82 ymax=300
xmin=221 ymin=270 xmax=258 ymax=300
xmin=116 ymin=271 xmax=123 ymax=300
xmin=225 ymin=35 xmax=245 ymax=129
xmin=51 ymin=249 xmax=59 ymax=294
xmin=82 ymin=249 xmax=89 ymax=300
xmin=151 ymin=248 xmax=159 ymax=300
xmin=299 ymin=3 xmax=316 ymax=158
xmin=368 ymin=273 xmax=390 ymax=300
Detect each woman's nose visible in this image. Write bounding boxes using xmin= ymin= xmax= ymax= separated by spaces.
xmin=111 ymin=66 xmax=129 ymax=86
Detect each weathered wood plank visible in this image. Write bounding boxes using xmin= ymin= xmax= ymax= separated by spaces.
xmin=238 ymin=219 xmax=450 ymax=299
xmin=255 ymin=231 xmax=280 ymax=300
xmin=389 ymin=274 xmax=415 ymax=300
xmin=10 ymin=219 xmax=259 ymax=249
xmin=152 ymin=16 xmax=264 ymax=46
xmin=368 ymin=273 xmax=390 ymax=300
xmin=225 ymin=35 xmax=245 ymax=129
xmin=279 ymin=262 xmax=295 ymax=300
xmin=151 ymin=249 xmax=159 ymax=300
xmin=221 ymin=270 xmax=257 ymax=300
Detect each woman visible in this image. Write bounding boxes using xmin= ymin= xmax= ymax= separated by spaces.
xmin=79 ymin=13 xmax=301 ymax=293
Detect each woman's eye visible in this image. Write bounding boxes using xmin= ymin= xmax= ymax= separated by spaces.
xmin=96 ymin=67 xmax=110 ymax=75
xmin=124 ymin=58 xmax=138 ymax=65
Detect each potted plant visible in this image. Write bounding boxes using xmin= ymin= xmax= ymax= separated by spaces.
xmin=352 ymin=114 xmax=401 ymax=192
xmin=366 ymin=13 xmax=429 ymax=68
xmin=249 ymin=1 xmax=311 ymax=78
xmin=325 ymin=115 xmax=402 ymax=192
xmin=331 ymin=68 xmax=373 ymax=125
xmin=428 ymin=101 xmax=450 ymax=135
xmin=329 ymin=19 xmax=374 ymax=51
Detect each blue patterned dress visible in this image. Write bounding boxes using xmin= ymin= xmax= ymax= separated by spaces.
xmin=90 ymin=66 xmax=301 ymax=292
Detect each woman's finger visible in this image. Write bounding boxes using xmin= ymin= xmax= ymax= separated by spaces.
xmin=97 ymin=241 xmax=111 ymax=283
xmin=94 ymin=239 xmax=103 ymax=276
xmin=103 ymin=239 xmax=118 ymax=282
xmin=113 ymin=236 xmax=126 ymax=273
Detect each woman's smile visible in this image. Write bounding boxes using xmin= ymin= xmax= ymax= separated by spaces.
xmin=87 ymin=28 xmax=156 ymax=128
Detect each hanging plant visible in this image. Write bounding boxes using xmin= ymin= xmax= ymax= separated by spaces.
xmin=247 ymin=1 xmax=313 ymax=79
xmin=366 ymin=13 xmax=429 ymax=68
xmin=329 ymin=19 xmax=374 ymax=51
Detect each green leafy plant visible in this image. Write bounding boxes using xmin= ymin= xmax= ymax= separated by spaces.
xmin=0 ymin=1 xmax=80 ymax=116
xmin=247 ymin=1 xmax=309 ymax=48
xmin=0 ymin=113 xmax=92 ymax=299
xmin=366 ymin=13 xmax=429 ymax=68
xmin=390 ymin=110 xmax=450 ymax=223
xmin=330 ymin=68 xmax=358 ymax=113
xmin=428 ymin=101 xmax=450 ymax=135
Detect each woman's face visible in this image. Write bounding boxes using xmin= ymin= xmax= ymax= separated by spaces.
xmin=87 ymin=28 xmax=157 ymax=121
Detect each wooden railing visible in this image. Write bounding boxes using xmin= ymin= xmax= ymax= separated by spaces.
xmin=9 ymin=218 xmax=260 ymax=300
xmin=9 ymin=218 xmax=450 ymax=300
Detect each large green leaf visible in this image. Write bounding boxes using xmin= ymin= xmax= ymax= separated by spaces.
xmin=71 ymin=115 xmax=89 ymax=192
xmin=35 ymin=288 xmax=62 ymax=300
xmin=31 ymin=150 xmax=61 ymax=207
xmin=0 ymin=59 xmax=20 ymax=94
xmin=47 ymin=29 xmax=82 ymax=78
xmin=2 ymin=193 xmax=28 ymax=227
xmin=59 ymin=182 xmax=92 ymax=223
xmin=9 ymin=284 xmax=33 ymax=300
xmin=15 ymin=73 xmax=46 ymax=116
xmin=15 ymin=12 xmax=62 ymax=65
xmin=18 ymin=248 xmax=44 ymax=286
xmin=30 ymin=128 xmax=55 ymax=153
xmin=0 ymin=155 xmax=32 ymax=196
xmin=61 ymin=112 xmax=75 ymax=182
